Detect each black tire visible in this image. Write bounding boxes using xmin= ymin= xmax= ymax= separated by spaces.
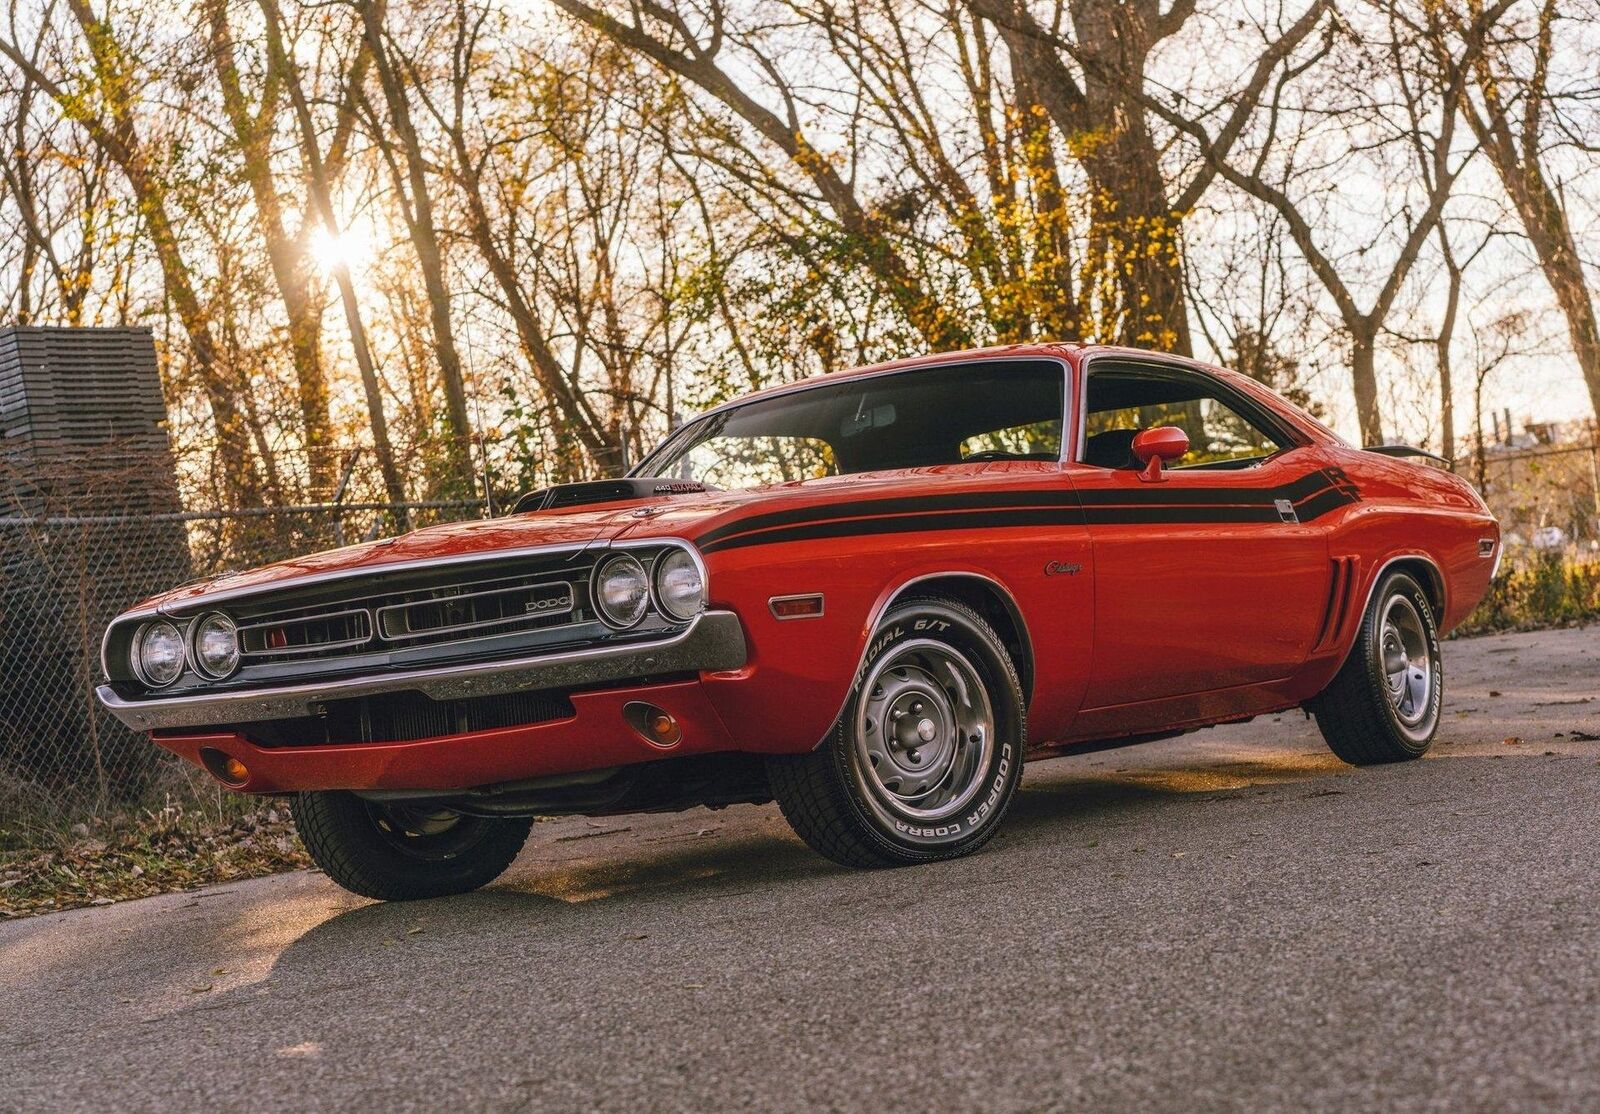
xmin=292 ymin=790 xmax=532 ymax=901
xmin=767 ymin=596 xmax=1026 ymax=868
xmin=1309 ymin=570 xmax=1443 ymax=766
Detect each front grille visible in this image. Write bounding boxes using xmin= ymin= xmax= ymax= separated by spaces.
xmin=225 ymin=557 xmax=599 ymax=667
xmin=239 ymin=608 xmax=372 ymax=659
xmin=375 ymin=574 xmax=576 ymax=644
xmin=196 ymin=688 xmax=578 ymax=748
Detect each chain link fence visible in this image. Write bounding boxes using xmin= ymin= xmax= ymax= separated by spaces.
xmin=0 ymin=465 xmax=485 ymax=835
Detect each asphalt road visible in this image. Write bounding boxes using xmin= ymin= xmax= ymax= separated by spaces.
xmin=4 ymin=626 xmax=1598 ymax=1112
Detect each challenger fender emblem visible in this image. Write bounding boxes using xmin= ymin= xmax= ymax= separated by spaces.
xmin=1044 ymin=561 xmax=1081 ymax=577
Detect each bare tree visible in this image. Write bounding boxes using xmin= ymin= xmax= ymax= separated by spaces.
xmin=204 ymin=0 xmax=338 ymax=492
xmin=550 ymin=0 xmax=968 ymax=350
xmin=1450 ymin=0 xmax=1600 ymax=423
xmin=0 ymin=0 xmax=266 ymax=506
xmin=358 ymin=0 xmax=478 ymax=497
xmin=1141 ymin=1 xmax=1512 ymax=443
xmin=257 ymin=0 xmax=410 ymax=516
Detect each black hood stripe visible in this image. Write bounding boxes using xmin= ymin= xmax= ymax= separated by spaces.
xmin=693 ymin=488 xmax=1080 ymax=547
xmin=696 ymin=468 xmax=1358 ymax=553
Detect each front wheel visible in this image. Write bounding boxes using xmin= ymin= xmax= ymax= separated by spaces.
xmin=1309 ymin=570 xmax=1443 ymax=765
xmin=767 ymin=596 xmax=1026 ymax=868
xmin=292 ymin=791 xmax=532 ymax=900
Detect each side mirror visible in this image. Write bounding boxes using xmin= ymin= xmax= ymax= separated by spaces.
xmin=1131 ymin=426 xmax=1189 ymax=483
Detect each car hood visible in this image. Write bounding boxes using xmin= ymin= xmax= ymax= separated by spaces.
xmin=142 ymin=504 xmax=643 ymax=613
xmin=135 ymin=463 xmax=1048 ymax=614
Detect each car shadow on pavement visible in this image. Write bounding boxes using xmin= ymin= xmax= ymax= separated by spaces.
xmin=255 ymin=745 xmax=1355 ymax=980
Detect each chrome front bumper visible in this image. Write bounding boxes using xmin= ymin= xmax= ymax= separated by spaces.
xmin=96 ymin=610 xmax=748 ymax=732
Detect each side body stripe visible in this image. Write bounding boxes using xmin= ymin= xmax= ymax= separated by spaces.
xmin=697 ymin=468 xmax=1360 ymax=554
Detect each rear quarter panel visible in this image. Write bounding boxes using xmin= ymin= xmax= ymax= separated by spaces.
xmin=1301 ymin=448 xmax=1497 ymax=699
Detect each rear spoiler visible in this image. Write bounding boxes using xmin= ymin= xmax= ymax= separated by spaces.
xmin=1364 ymin=444 xmax=1450 ymax=465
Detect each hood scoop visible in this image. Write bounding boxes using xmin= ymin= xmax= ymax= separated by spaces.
xmin=511 ymin=477 xmax=707 ymax=515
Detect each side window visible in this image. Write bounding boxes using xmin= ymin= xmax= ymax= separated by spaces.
xmin=1081 ymin=367 xmax=1289 ymax=470
xmin=1185 ymin=396 xmax=1284 ymax=465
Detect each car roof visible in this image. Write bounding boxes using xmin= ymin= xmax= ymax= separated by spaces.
xmin=691 ymin=342 xmax=1169 ymax=419
xmin=673 ymin=342 xmax=1338 ymax=449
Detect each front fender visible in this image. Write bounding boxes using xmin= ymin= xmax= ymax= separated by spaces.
xmin=697 ymin=536 xmax=1091 ymax=755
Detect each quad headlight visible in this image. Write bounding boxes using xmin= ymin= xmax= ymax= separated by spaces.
xmin=191 ymin=612 xmax=241 ymax=679
xmin=133 ymin=620 xmax=186 ymax=687
xmin=653 ymin=548 xmax=706 ymax=622
xmin=594 ymin=554 xmax=650 ymax=628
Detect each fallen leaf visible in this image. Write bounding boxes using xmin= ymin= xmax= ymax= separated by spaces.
xmin=554 ymin=826 xmax=632 ymax=843
xmin=189 ymin=984 xmax=213 ymax=994
xmin=1503 ymin=736 xmax=1522 ymax=746
xmin=1488 ymin=690 xmax=1503 ymax=697
xmin=406 ymin=926 xmax=424 ymax=936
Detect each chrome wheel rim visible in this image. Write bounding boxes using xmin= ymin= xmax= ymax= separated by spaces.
xmin=1379 ymin=594 xmax=1433 ymax=729
xmin=852 ymin=639 xmax=994 ymax=825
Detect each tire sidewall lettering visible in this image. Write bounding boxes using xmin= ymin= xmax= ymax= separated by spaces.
xmin=1371 ymin=576 xmax=1443 ymax=744
xmin=846 ymin=605 xmax=1021 ymax=851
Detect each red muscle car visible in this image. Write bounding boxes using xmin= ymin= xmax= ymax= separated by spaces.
xmin=98 ymin=344 xmax=1500 ymax=900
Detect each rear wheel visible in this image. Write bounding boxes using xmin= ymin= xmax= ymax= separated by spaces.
xmin=767 ymin=597 xmax=1025 ymax=868
xmin=292 ymin=790 xmax=532 ymax=901
xmin=1309 ymin=570 xmax=1442 ymax=765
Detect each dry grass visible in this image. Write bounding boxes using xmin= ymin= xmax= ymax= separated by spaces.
xmin=1 ymin=790 xmax=310 ymax=920
xmin=1457 ymin=554 xmax=1600 ymax=636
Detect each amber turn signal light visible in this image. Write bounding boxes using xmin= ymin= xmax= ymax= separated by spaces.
xmin=769 ymin=593 xmax=824 ymax=619
xmin=199 ymin=747 xmax=250 ymax=786
xmin=623 ymin=702 xmax=682 ymax=748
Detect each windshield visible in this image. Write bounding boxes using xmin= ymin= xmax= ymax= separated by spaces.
xmin=635 ymin=360 xmax=1065 ymax=490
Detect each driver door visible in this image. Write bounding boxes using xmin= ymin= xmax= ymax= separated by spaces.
xmin=1068 ymin=361 xmax=1338 ymax=716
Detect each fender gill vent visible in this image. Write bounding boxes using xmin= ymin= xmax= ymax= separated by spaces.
xmin=1313 ymin=556 xmax=1358 ymax=652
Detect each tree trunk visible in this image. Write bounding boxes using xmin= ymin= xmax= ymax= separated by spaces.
xmin=205 ymin=0 xmax=334 ymax=492
xmin=1068 ymin=0 xmax=1191 ymax=355
xmin=259 ymin=0 xmax=410 ymax=523
xmin=1350 ymin=329 xmax=1383 ymax=446
xmin=360 ymin=3 xmax=477 ymax=497
xmin=1460 ymin=1 xmax=1600 ymax=425
xmin=49 ymin=0 xmax=263 ymax=507
xmin=1436 ymin=233 xmax=1462 ymax=468
xmin=1481 ymin=146 xmax=1600 ymax=424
